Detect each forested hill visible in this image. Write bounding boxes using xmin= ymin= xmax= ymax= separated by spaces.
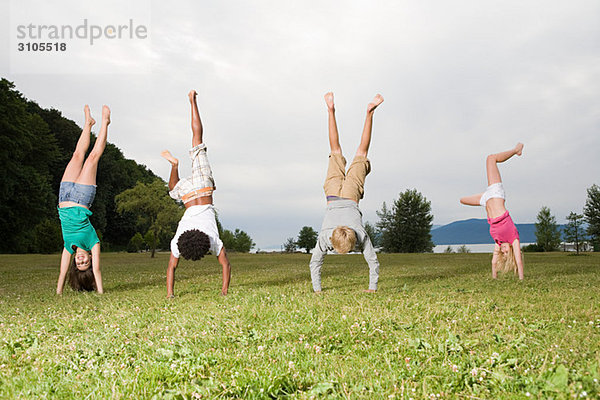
xmin=0 ymin=78 xmax=158 ymax=253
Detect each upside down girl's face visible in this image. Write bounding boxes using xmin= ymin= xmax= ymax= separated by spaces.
xmin=75 ymin=248 xmax=91 ymax=270
xmin=500 ymin=242 xmax=511 ymax=255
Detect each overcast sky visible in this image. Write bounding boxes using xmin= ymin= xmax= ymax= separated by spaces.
xmin=2 ymin=0 xmax=599 ymax=249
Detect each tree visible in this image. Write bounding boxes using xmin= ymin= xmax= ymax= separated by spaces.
xmin=584 ymin=184 xmax=600 ymax=251
xmin=296 ymin=226 xmax=318 ymax=254
xmin=143 ymin=230 xmax=157 ymax=252
xmin=376 ymin=189 xmax=434 ymax=253
xmin=564 ymin=212 xmax=586 ymax=255
xmin=219 ymin=228 xmax=255 ymax=253
xmin=33 ymin=218 xmax=63 ymax=254
xmin=364 ymin=221 xmax=380 ymax=248
xmin=233 ymin=229 xmax=255 ymax=252
xmin=127 ymin=232 xmax=144 ymax=253
xmin=283 ymin=237 xmax=297 ymax=253
xmin=534 ymin=206 xmax=561 ymax=252
xmin=457 ymin=244 xmax=471 ymax=253
xmin=220 ymin=229 xmax=236 ymax=252
xmin=0 ymin=79 xmax=59 ymax=253
xmin=115 ymin=179 xmax=183 ymax=257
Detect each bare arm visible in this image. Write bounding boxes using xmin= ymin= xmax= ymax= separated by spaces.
xmin=91 ymin=243 xmax=103 ymax=293
xmin=166 ymin=253 xmax=179 ymax=298
xmin=512 ymin=240 xmax=524 ymax=280
xmin=491 ymin=244 xmax=500 ymax=279
xmin=217 ymin=247 xmax=231 ymax=295
xmin=56 ymin=248 xmax=71 ymax=294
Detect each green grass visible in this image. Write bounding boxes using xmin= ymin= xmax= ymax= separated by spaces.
xmin=0 ymin=252 xmax=599 ymax=399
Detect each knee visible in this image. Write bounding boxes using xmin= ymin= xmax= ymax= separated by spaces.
xmin=88 ymin=151 xmax=103 ymax=162
xmin=70 ymin=152 xmax=85 ymax=163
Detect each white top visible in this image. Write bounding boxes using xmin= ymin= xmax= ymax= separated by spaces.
xmin=170 ymin=204 xmax=223 ymax=258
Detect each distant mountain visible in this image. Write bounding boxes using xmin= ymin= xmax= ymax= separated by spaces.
xmin=431 ymin=218 xmax=557 ymax=245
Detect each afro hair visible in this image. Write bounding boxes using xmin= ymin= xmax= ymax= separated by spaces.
xmin=178 ymin=229 xmax=211 ymax=260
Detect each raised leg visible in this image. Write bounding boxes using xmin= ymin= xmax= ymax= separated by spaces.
xmin=325 ymin=92 xmax=342 ymax=155
xmin=189 ymin=90 xmax=203 ymax=147
xmin=460 ymin=193 xmax=484 ymax=206
xmin=76 ymin=106 xmax=110 ymax=186
xmin=61 ymin=105 xmax=95 ymax=182
xmin=356 ymin=94 xmax=384 ymax=157
xmin=486 ymin=143 xmax=523 ymax=186
xmin=161 ymin=150 xmax=180 ymax=190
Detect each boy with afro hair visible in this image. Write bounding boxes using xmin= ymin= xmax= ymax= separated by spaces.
xmin=309 ymin=92 xmax=383 ymax=293
xmin=161 ymin=90 xmax=231 ymax=298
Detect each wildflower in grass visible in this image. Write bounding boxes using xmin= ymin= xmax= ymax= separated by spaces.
xmin=470 ymin=367 xmax=478 ymax=377
xmin=451 ymin=364 xmax=458 ymax=372
xmin=258 ymin=345 xmax=265 ymax=351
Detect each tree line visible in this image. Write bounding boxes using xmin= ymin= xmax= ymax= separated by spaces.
xmin=0 ymin=79 xmax=255 ymax=254
xmin=531 ymin=184 xmax=600 ymax=254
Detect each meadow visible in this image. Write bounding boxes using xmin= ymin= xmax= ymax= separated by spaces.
xmin=0 ymin=252 xmax=599 ymax=399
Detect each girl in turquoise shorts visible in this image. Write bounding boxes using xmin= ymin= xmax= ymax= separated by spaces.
xmin=56 ymin=105 xmax=110 ymax=294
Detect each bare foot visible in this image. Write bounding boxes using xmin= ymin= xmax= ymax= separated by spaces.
xmin=324 ymin=92 xmax=335 ymax=111
xmin=161 ymin=150 xmax=178 ymax=166
xmin=515 ymin=142 xmax=524 ymax=156
xmin=363 ymin=289 xmax=376 ymax=294
xmin=189 ymin=90 xmax=197 ymax=103
xmin=367 ymin=94 xmax=384 ymax=113
xmin=102 ymin=105 xmax=111 ymax=125
xmin=84 ymin=105 xmax=95 ymax=127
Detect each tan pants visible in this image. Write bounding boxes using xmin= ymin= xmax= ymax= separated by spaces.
xmin=323 ymin=153 xmax=371 ymax=202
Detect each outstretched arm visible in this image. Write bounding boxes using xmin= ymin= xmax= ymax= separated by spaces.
xmin=217 ymin=248 xmax=231 ymax=295
xmin=309 ymin=236 xmax=326 ymax=292
xmin=56 ymin=248 xmax=71 ymax=294
xmin=166 ymin=253 xmax=179 ymax=298
xmin=362 ymin=235 xmax=379 ymax=292
xmin=491 ymin=244 xmax=500 ymax=279
xmin=512 ymin=240 xmax=524 ymax=280
xmin=91 ymin=243 xmax=103 ymax=293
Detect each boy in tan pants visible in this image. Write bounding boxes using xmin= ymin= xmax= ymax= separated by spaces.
xmin=309 ymin=92 xmax=384 ymax=293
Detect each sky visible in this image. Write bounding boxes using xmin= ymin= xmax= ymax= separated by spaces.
xmin=2 ymin=0 xmax=599 ymax=249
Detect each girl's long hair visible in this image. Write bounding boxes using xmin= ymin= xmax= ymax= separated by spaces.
xmin=68 ymin=252 xmax=96 ymax=291
xmin=496 ymin=246 xmax=518 ymax=274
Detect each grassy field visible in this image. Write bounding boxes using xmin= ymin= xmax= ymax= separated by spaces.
xmin=0 ymin=252 xmax=599 ymax=399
